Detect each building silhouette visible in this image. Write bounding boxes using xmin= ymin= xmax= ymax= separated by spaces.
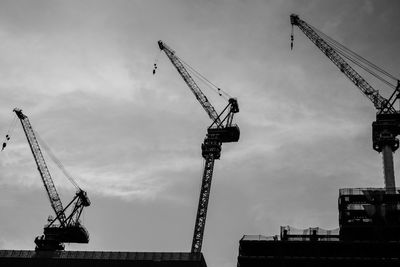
xmin=237 ymin=188 xmax=400 ymax=267
xmin=0 ymin=250 xmax=207 ymax=267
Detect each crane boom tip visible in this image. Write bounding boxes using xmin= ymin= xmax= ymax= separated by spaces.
xmin=290 ymin=14 xmax=299 ymax=25
xmin=158 ymin=40 xmax=164 ymax=50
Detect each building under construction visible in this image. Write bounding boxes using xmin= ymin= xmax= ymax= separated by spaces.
xmin=237 ymin=188 xmax=400 ymax=266
xmin=238 ymin=13 xmax=400 ymax=267
xmin=2 ymin=10 xmax=400 ymax=267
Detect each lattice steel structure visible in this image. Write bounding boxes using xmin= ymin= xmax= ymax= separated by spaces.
xmin=158 ymin=41 xmax=240 ymax=252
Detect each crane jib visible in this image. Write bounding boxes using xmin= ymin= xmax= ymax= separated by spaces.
xmin=158 ymin=40 xmax=224 ymax=125
xmin=14 ymin=108 xmax=66 ymax=224
xmin=290 ymin=14 xmax=396 ymax=114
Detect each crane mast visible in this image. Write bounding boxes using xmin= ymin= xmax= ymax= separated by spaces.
xmin=158 ymin=40 xmax=239 ymax=252
xmin=13 ymin=108 xmax=90 ymax=251
xmin=291 ymin=14 xmax=400 ymax=192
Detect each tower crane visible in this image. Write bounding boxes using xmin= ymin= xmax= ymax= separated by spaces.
xmin=157 ymin=40 xmax=240 ymax=252
xmin=13 ymin=108 xmax=90 ymax=251
xmin=290 ymin=14 xmax=400 ymax=192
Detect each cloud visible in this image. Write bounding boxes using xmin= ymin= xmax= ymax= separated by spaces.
xmin=1 ymin=88 xmax=205 ymax=200
xmin=0 ymin=2 xmax=399 ymax=267
xmin=362 ymin=0 xmax=374 ymax=15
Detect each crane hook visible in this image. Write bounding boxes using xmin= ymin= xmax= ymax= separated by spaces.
xmin=291 ymin=25 xmax=294 ymax=50
xmin=153 ymin=63 xmax=158 ymax=75
xmin=2 ymin=114 xmax=16 ymax=151
xmin=153 ymin=49 xmax=162 ymax=75
xmin=1 ymin=135 xmax=9 ymax=151
xmin=291 ymin=35 xmax=294 ymax=50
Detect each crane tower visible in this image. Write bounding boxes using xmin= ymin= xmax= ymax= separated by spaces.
xmin=290 ymin=14 xmax=400 ymax=192
xmin=157 ymin=40 xmax=240 ymax=252
xmin=13 ymin=108 xmax=90 ymax=251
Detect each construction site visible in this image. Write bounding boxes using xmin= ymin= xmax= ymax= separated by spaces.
xmin=1 ymin=38 xmax=239 ymax=266
xmin=0 ymin=2 xmax=400 ymax=267
xmin=238 ymin=14 xmax=400 ymax=267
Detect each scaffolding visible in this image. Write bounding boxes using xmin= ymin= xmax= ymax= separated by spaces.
xmin=280 ymin=226 xmax=339 ymax=241
xmin=339 ymin=188 xmax=400 ymax=241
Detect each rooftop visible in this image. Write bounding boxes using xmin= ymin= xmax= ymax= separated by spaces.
xmin=0 ymin=250 xmax=207 ymax=267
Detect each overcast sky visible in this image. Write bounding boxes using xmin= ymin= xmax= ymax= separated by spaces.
xmin=0 ymin=0 xmax=399 ymax=266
